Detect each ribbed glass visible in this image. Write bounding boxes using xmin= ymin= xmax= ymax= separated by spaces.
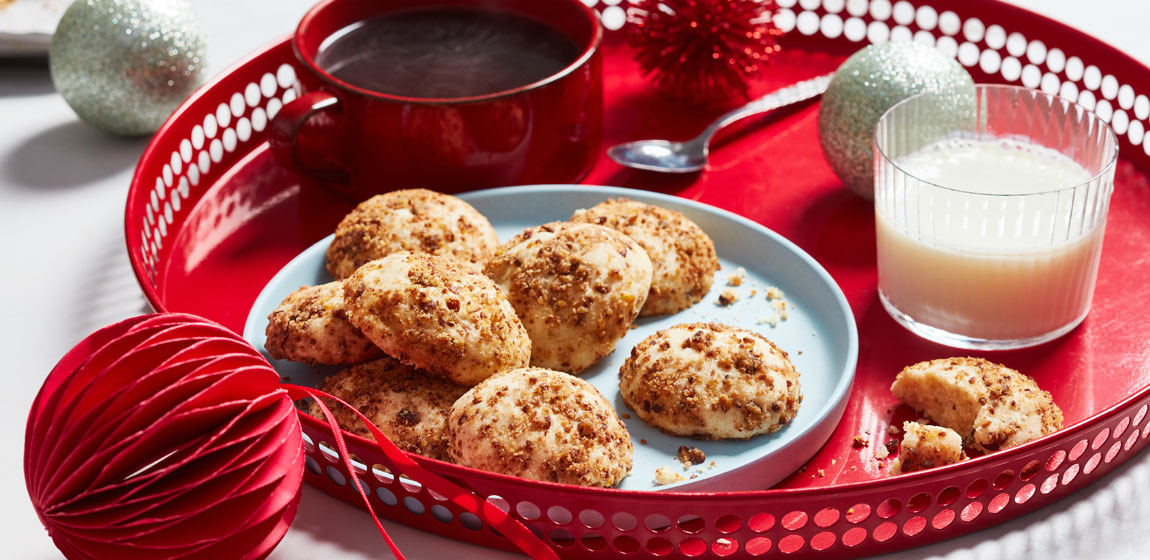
xmin=874 ymin=85 xmax=1118 ymax=350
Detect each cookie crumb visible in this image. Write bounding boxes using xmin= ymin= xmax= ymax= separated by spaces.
xmin=817 ymin=469 xmax=826 ymax=478
xmin=888 ymin=425 xmax=900 ymax=435
xmin=716 ymin=289 xmax=738 ymax=306
xmin=677 ymin=445 xmax=707 ymax=466
xmin=640 ymin=439 xmax=647 ymax=445
xmin=654 ymin=466 xmax=684 ymax=485
xmin=765 ymin=286 xmax=785 ymax=300
xmin=889 ymin=422 xmax=968 ymax=475
xmin=770 ymin=298 xmax=790 ymax=320
xmin=876 ymin=446 xmax=890 ymax=460
xmin=757 ymin=312 xmax=781 ymax=327
xmin=885 ymin=440 xmax=899 ymax=454
xmin=621 ymin=413 xmax=631 ymax=419
xmin=831 ymin=459 xmax=837 ymax=466
xmin=853 ymin=436 xmax=869 ymax=448
xmin=727 ymin=268 xmax=746 ymax=287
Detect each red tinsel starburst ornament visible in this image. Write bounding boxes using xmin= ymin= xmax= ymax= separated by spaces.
xmin=628 ymin=0 xmax=783 ymax=106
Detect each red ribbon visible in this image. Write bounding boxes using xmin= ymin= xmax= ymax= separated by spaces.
xmin=284 ymin=384 xmax=558 ymax=560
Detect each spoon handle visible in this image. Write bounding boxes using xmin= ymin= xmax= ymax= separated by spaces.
xmin=696 ymin=72 xmax=835 ymax=147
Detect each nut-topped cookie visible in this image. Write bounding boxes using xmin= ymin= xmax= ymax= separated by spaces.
xmin=326 ymin=189 xmax=498 ymax=280
xmin=447 ymin=367 xmax=633 ymax=487
xmin=342 ymin=251 xmax=531 ymax=386
xmin=485 ymin=221 xmax=652 ymax=374
xmin=619 ymin=322 xmax=803 ymax=439
xmin=309 ymin=357 xmax=468 ymax=461
xmin=891 ymin=357 xmax=1063 ymax=453
xmin=571 ymin=198 xmax=719 ymax=316
xmin=264 ymin=281 xmax=383 ymax=365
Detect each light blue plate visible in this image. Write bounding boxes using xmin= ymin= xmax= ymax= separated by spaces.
xmin=243 ymin=185 xmax=857 ymax=491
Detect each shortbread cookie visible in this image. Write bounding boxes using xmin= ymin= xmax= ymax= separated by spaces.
xmin=619 ymin=322 xmax=803 ymax=439
xmin=447 ymin=368 xmax=633 ymax=487
xmin=264 ymin=281 xmax=383 ymax=365
xmin=889 ymin=421 xmax=967 ymax=475
xmin=326 ymin=189 xmax=498 ymax=279
xmin=308 ymin=357 xmax=467 ymax=461
xmin=571 ymin=198 xmax=719 ymax=316
xmin=343 ymin=252 xmax=530 ymax=386
xmin=891 ymin=357 xmax=1063 ymax=453
xmin=485 ymin=222 xmax=652 ymax=374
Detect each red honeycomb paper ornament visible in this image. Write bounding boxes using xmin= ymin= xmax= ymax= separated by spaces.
xmin=26 ymin=313 xmax=559 ymax=560
xmin=25 ymin=314 xmax=303 ymax=560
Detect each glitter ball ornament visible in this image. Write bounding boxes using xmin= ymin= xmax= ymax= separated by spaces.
xmin=628 ymin=0 xmax=783 ymax=107
xmin=818 ymin=41 xmax=975 ymax=199
xmin=49 ymin=0 xmax=207 ymax=136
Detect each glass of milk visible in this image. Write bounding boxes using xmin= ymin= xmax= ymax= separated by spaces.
xmin=874 ymin=85 xmax=1118 ymax=350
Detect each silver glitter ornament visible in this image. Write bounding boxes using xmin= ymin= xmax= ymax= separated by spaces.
xmin=50 ymin=0 xmax=206 ymax=136
xmin=818 ymin=41 xmax=974 ymax=199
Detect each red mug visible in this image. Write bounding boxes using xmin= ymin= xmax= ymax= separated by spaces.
xmin=269 ymin=0 xmax=603 ymax=201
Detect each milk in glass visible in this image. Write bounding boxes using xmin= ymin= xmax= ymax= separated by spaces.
xmin=876 ymin=138 xmax=1104 ymax=341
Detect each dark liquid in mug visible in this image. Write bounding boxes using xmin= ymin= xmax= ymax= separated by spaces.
xmin=315 ymin=8 xmax=581 ymax=99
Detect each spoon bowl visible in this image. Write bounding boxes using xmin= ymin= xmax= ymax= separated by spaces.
xmin=607 ymin=140 xmax=706 ymax=173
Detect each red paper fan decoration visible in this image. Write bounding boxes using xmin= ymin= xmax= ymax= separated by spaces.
xmin=25 ymin=313 xmax=303 ymax=560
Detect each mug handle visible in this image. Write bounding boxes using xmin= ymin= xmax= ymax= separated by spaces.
xmin=268 ymin=91 xmax=350 ymax=184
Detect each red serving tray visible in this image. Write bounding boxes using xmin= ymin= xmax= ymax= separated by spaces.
xmin=126 ymin=1 xmax=1150 ymax=558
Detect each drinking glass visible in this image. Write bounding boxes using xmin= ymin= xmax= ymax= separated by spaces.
xmin=874 ymin=85 xmax=1118 ymax=350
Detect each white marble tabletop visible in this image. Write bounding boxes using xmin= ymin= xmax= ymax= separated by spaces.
xmin=1 ymin=1 xmax=1146 ymax=558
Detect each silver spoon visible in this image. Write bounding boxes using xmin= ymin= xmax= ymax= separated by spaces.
xmin=607 ymin=72 xmax=834 ymax=173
